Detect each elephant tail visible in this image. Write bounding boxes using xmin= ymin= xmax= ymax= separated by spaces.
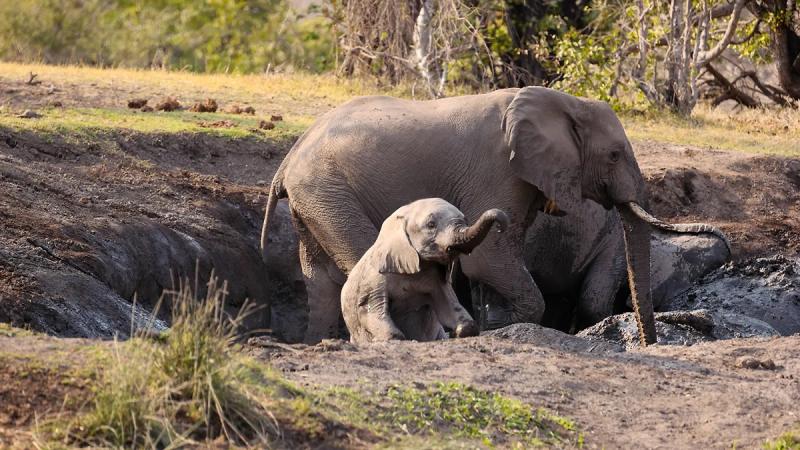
xmin=260 ymin=161 xmax=288 ymax=264
xmin=624 ymin=203 xmax=732 ymax=256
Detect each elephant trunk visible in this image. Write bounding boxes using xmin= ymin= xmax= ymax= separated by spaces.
xmin=618 ymin=202 xmax=657 ymax=346
xmin=624 ymin=202 xmax=731 ymax=255
xmin=449 ymin=209 xmax=510 ymax=254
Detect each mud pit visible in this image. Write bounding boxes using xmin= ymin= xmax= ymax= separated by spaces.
xmin=2 ymin=74 xmax=800 ymax=446
xmin=0 ymin=129 xmax=288 ymax=335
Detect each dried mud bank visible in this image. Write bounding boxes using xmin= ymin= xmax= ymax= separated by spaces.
xmin=0 ymin=128 xmax=298 ymax=336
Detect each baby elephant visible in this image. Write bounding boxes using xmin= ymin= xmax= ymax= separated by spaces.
xmin=342 ymin=198 xmax=509 ymax=343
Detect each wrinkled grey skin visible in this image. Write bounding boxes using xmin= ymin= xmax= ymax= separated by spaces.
xmin=504 ymin=199 xmax=731 ymax=331
xmin=262 ymin=87 xmax=660 ymax=345
xmin=342 ymin=198 xmax=506 ymax=343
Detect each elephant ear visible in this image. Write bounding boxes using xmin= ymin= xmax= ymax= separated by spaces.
xmin=502 ymin=86 xmax=585 ymax=215
xmin=376 ymin=213 xmax=421 ymax=274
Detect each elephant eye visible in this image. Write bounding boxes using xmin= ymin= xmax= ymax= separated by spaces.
xmin=610 ymin=150 xmax=621 ymax=163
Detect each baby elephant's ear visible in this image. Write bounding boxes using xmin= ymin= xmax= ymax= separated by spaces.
xmin=377 ymin=214 xmax=420 ymax=274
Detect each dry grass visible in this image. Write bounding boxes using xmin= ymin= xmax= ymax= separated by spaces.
xmin=46 ymin=275 xmax=286 ymax=448
xmin=2 ymin=62 xmax=798 ymax=156
xmin=622 ymin=104 xmax=800 ymax=157
xmin=0 ymin=62 xmax=415 ymax=117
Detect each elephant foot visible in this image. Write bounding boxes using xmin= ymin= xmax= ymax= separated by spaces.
xmin=454 ymin=321 xmax=479 ymax=338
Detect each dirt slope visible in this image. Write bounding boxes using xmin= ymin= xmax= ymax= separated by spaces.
xmin=258 ymin=328 xmax=800 ymax=449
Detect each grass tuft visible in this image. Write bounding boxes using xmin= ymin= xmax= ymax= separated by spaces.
xmin=764 ymin=430 xmax=800 ymax=450
xmin=54 ymin=274 xmax=282 ymax=448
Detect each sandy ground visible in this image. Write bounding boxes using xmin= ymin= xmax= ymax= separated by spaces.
xmin=251 ymin=327 xmax=800 ymax=449
xmin=1 ymin=69 xmax=799 ymax=448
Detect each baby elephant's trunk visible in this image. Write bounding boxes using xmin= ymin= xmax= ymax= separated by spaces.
xmin=449 ymin=209 xmax=509 ymax=254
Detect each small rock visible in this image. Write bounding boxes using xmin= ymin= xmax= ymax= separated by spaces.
xmin=18 ymin=110 xmax=41 ymax=119
xmin=312 ymin=339 xmax=356 ymax=352
xmin=242 ymin=106 xmax=256 ymax=115
xmin=270 ymin=114 xmax=283 ymax=122
xmin=736 ymin=356 xmax=777 ymax=370
xmin=127 ymin=98 xmax=148 ymax=109
xmin=189 ymin=98 xmax=218 ymax=113
xmin=155 ymin=97 xmax=181 ymax=112
xmin=760 ymin=358 xmax=777 ymax=370
xmin=198 ymin=120 xmax=235 ymax=128
xmin=737 ymin=357 xmax=761 ymax=369
xmin=259 ymin=120 xmax=275 ymax=130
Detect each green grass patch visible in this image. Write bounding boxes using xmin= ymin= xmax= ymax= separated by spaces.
xmin=325 ymin=382 xmax=582 ymax=448
xmin=0 ymin=106 xmax=310 ymax=141
xmin=765 ymin=430 xmax=800 ymax=450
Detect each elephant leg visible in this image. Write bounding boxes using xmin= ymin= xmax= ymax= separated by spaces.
xmin=289 ymin=184 xmax=379 ymax=273
xmin=461 ymin=243 xmax=545 ymax=329
xmin=293 ymin=214 xmax=345 ymax=344
xmin=431 ymin=284 xmax=478 ymax=337
xmin=576 ymin=242 xmax=626 ymax=329
xmin=393 ymin=306 xmax=443 ymax=342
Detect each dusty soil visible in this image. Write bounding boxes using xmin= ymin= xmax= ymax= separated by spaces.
xmin=1 ymin=72 xmax=799 ymax=447
xmin=0 ymin=336 xmax=94 ymax=446
xmin=253 ymin=327 xmax=800 ymax=449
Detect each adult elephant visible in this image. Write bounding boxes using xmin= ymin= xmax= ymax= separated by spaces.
xmin=261 ymin=87 xmax=660 ymax=345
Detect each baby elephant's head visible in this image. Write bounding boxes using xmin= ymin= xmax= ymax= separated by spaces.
xmin=378 ymin=198 xmax=509 ymax=274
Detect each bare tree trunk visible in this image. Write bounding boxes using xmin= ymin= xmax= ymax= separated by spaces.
xmin=633 ymin=0 xmax=659 ymax=104
xmin=769 ymin=1 xmax=800 ymax=98
xmin=665 ymin=0 xmax=695 ymax=114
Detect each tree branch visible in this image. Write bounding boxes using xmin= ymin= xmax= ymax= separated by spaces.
xmin=695 ymin=0 xmax=750 ymax=66
xmin=705 ymin=63 xmax=759 ymax=107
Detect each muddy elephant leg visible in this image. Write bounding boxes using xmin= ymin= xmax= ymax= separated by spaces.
xmin=460 ymin=235 xmax=545 ymax=329
xmin=577 ymin=241 xmax=626 ymax=329
xmin=293 ymin=214 xmax=346 ymax=344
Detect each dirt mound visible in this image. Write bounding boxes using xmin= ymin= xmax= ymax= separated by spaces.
xmin=648 ymin=168 xmax=743 ymax=219
xmin=636 ymin=141 xmax=800 ymax=258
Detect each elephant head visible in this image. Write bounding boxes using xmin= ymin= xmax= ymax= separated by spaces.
xmin=376 ymin=198 xmax=509 ymax=274
xmin=502 ymin=87 xmax=657 ymax=345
